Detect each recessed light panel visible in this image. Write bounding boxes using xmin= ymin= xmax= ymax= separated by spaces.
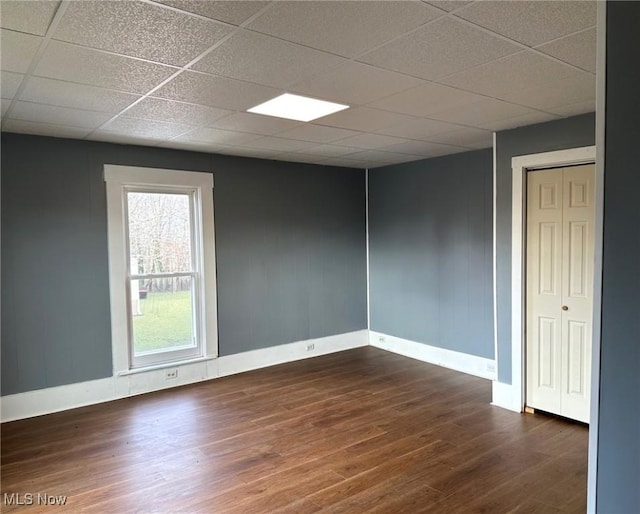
xmin=247 ymin=93 xmax=349 ymax=122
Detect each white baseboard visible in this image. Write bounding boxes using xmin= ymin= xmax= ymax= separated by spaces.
xmin=370 ymin=331 xmax=497 ymax=380
xmin=218 ymin=330 xmax=368 ymax=377
xmin=0 ymin=330 xmax=368 ymax=422
xmin=490 ymin=380 xmax=523 ymax=412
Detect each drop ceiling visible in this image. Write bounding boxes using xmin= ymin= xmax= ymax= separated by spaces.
xmin=0 ymin=0 xmax=596 ymax=169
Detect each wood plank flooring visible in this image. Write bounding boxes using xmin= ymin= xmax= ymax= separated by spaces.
xmin=1 ymin=347 xmax=588 ymax=513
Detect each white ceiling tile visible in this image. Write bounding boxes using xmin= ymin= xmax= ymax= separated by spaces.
xmin=176 ymin=126 xmax=261 ymax=146
xmin=126 ymin=97 xmax=232 ymax=126
xmin=158 ymin=139 xmax=233 ymax=154
xmin=346 ymin=149 xmax=424 ymax=164
xmin=424 ymin=1 xmax=471 ymax=13
xmin=34 ymin=41 xmax=176 ymax=94
xmin=247 ymin=136 xmax=319 ymax=153
xmin=368 ymin=82 xmax=483 ymax=117
xmin=53 ymin=1 xmax=233 ymax=67
xmin=500 ymin=73 xmax=596 ymax=113
xmin=192 ymin=30 xmax=345 ymax=89
xmin=153 ymin=71 xmax=279 ymax=111
xmin=21 ymin=77 xmax=140 ymax=113
xmin=428 ymin=98 xmax=537 ymax=126
xmin=550 ymin=100 xmax=596 ymax=118
xmin=1 ymin=99 xmax=11 ymax=117
xmin=88 ymin=132 xmax=163 ymax=147
xmin=455 ymin=1 xmax=596 ymax=47
xmin=320 ymin=157 xmax=367 ymax=169
xmin=301 ymin=144 xmax=362 ymax=158
xmin=1 ymin=71 xmax=24 ymax=99
xmin=382 ymin=139 xmax=467 ymax=157
xmin=100 ymin=117 xmax=192 ymax=139
xmin=1 ymin=29 xmax=42 ymax=73
xmin=0 ymin=0 xmax=60 ymax=36
xmin=478 ymin=111 xmax=560 ymax=132
xmin=248 ymin=1 xmax=442 ymax=58
xmin=537 ymin=28 xmax=596 ymax=74
xmin=439 ymin=51 xmax=584 ymax=100
xmin=1 ymin=119 xmax=91 ymax=138
xmin=333 ymin=133 xmax=408 ymax=150
xmin=358 ymin=17 xmax=520 ymax=80
xmin=217 ymin=146 xmax=281 ymax=160
xmin=423 ymin=127 xmax=493 ymax=148
xmin=275 ymin=153 xmax=330 ymax=165
xmin=154 ymin=1 xmax=268 ymax=25
xmin=209 ymin=112 xmax=301 ymax=135
xmin=290 ymin=61 xmax=423 ymax=106
xmin=274 ymin=124 xmax=361 ymax=144
xmin=375 ymin=117 xmax=465 ymax=139
xmin=316 ymin=107 xmax=412 ymax=132
xmin=10 ymin=101 xmax=112 ymax=128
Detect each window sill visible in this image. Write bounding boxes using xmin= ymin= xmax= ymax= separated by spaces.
xmin=117 ymin=356 xmax=218 ymax=376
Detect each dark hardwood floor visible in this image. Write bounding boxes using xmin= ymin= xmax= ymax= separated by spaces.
xmin=1 ymin=347 xmax=588 ymax=513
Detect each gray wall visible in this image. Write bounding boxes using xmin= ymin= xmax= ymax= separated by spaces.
xmin=596 ymin=2 xmax=640 ymax=511
xmin=1 ymin=133 xmax=367 ymax=395
xmin=368 ymin=149 xmax=494 ymax=359
xmin=494 ymin=113 xmax=595 ymax=383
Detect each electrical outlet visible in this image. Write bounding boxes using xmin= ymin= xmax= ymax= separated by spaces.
xmin=306 ymin=343 xmax=315 ymax=351
xmin=486 ymin=362 xmax=496 ymax=373
xmin=378 ymin=336 xmax=386 ymax=344
xmin=166 ymin=369 xmax=178 ymax=380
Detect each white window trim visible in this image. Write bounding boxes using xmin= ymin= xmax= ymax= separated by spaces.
xmin=104 ymin=165 xmax=218 ymax=375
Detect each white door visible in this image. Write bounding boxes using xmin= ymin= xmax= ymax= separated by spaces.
xmin=526 ymin=164 xmax=595 ymax=423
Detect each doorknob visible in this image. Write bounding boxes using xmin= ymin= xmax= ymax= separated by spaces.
xmin=562 ymin=305 xmax=569 ymax=311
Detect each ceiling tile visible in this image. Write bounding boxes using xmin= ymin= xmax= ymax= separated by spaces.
xmin=428 ymin=98 xmax=537 ymax=126
xmin=88 ymin=132 xmax=163 ymax=147
xmin=153 ymin=71 xmax=279 ymax=111
xmin=346 ymin=149 xmax=424 ymax=164
xmin=21 ymin=77 xmax=140 ymax=113
xmin=479 ymin=110 xmax=560 ymax=132
xmin=301 ymin=144 xmax=361 ymax=158
xmin=316 ymin=107 xmax=412 ymax=132
xmin=53 ymin=1 xmax=233 ymax=67
xmin=537 ymin=28 xmax=596 ymax=73
xmin=1 ymin=71 xmax=24 ymax=99
xmin=0 ymin=0 xmax=60 ymax=36
xmin=248 ymin=136 xmax=319 ymax=153
xmin=275 ymin=124 xmax=361 ymax=144
xmin=1 ymin=29 xmax=42 ymax=73
xmin=176 ymin=126 xmax=261 ymax=146
xmin=375 ymin=117 xmax=465 ymax=140
xmin=247 ymin=1 xmax=442 ymax=58
xmin=159 ymin=139 xmax=233 ymax=154
xmin=1 ymin=99 xmax=11 ymax=117
xmin=126 ymin=97 xmax=232 ymax=126
xmin=290 ymin=61 xmax=423 ymax=106
xmin=217 ymin=146 xmax=281 ymax=160
xmin=424 ymin=127 xmax=493 ymax=148
xmin=333 ymin=133 xmax=408 ymax=150
xmin=439 ymin=51 xmax=584 ymax=100
xmin=382 ymin=139 xmax=467 ymax=157
xmin=209 ymin=112 xmax=301 ymax=135
xmin=358 ymin=17 xmax=520 ymax=80
xmin=100 ymin=117 xmax=192 ymax=139
xmin=10 ymin=101 xmax=112 ymax=128
xmin=192 ymin=30 xmax=345 ymax=89
xmin=275 ymin=153 xmax=330 ymax=165
xmin=321 ymin=156 xmax=367 ymax=169
xmin=550 ymin=100 xmax=596 ymax=118
xmin=424 ymin=1 xmax=471 ymax=12
xmin=34 ymin=41 xmax=176 ymax=94
xmin=368 ymin=82 xmax=483 ymax=117
xmin=154 ymin=1 xmax=268 ymax=25
xmin=500 ymin=74 xmax=595 ymax=113
xmin=455 ymin=1 xmax=596 ymax=47
xmin=1 ymin=119 xmax=91 ymax=138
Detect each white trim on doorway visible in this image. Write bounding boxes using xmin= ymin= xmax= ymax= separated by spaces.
xmin=493 ymin=145 xmax=598 ymax=414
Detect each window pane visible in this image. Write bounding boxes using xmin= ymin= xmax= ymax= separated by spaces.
xmin=127 ymin=192 xmax=192 ymax=274
xmin=131 ymin=277 xmax=196 ymax=355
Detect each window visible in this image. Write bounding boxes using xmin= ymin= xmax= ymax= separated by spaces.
xmin=104 ymin=165 xmax=217 ymax=373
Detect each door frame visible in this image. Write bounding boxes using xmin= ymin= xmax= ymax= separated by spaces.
xmin=510 ymin=145 xmax=598 ymax=415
